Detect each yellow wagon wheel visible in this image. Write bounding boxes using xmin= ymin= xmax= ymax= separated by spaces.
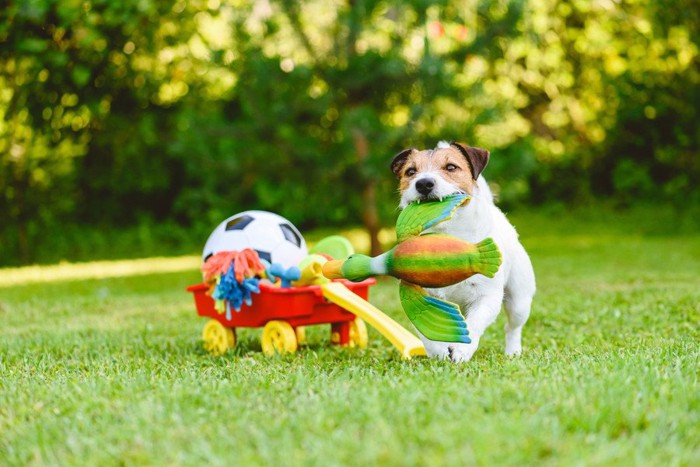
xmin=295 ymin=326 xmax=307 ymax=346
xmin=202 ymin=320 xmax=235 ymax=356
xmin=262 ymin=321 xmax=298 ymax=356
xmin=348 ymin=318 xmax=368 ymax=348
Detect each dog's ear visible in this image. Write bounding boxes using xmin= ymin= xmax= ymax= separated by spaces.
xmin=450 ymin=142 xmax=490 ymax=180
xmin=390 ymin=148 xmax=417 ymax=178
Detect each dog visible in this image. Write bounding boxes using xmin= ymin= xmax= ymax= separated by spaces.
xmin=390 ymin=141 xmax=536 ymax=363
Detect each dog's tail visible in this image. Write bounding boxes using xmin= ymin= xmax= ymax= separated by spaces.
xmin=471 ymin=238 xmax=502 ymax=278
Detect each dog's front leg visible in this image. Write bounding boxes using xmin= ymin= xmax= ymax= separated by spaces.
xmin=447 ymin=295 xmax=503 ymax=363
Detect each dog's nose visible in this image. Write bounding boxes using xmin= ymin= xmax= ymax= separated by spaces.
xmin=415 ymin=178 xmax=435 ymax=196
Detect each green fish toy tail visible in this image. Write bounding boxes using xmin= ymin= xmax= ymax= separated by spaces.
xmin=473 ymin=238 xmax=502 ymax=278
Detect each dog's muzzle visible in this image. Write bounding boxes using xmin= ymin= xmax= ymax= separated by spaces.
xmin=415 ymin=178 xmax=435 ymax=196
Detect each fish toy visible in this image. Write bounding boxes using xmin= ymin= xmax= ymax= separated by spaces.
xmin=322 ymin=194 xmax=502 ymax=343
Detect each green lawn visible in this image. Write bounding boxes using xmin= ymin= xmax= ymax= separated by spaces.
xmin=1 ymin=208 xmax=699 ymax=466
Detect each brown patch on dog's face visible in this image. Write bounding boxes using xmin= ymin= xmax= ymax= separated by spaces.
xmin=394 ymin=146 xmax=481 ymax=195
xmin=390 ymin=148 xmax=417 ymax=179
xmin=433 ymin=147 xmax=479 ymax=194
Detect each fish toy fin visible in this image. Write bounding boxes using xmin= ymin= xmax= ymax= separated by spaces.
xmin=399 ymin=281 xmax=471 ymax=344
xmin=468 ymin=238 xmax=502 ymax=278
xmin=396 ymin=193 xmax=471 ymax=242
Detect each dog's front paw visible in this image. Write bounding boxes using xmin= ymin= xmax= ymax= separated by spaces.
xmin=505 ymin=334 xmax=522 ymax=356
xmin=505 ymin=346 xmax=522 ymax=357
xmin=447 ymin=343 xmax=477 ymax=363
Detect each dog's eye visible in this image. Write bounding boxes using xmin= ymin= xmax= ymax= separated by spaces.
xmin=405 ymin=168 xmax=417 ymax=177
xmin=445 ymin=164 xmax=459 ymax=172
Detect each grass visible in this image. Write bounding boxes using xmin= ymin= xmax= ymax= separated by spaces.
xmin=1 ymin=207 xmax=699 ymax=466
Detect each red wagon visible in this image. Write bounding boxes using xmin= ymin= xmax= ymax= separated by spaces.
xmin=187 ymin=278 xmax=376 ymax=356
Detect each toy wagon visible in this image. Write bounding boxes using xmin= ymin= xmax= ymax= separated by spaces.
xmin=187 ymin=279 xmax=376 ymax=356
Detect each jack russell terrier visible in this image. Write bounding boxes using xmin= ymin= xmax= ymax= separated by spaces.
xmin=390 ymin=141 xmax=536 ymax=363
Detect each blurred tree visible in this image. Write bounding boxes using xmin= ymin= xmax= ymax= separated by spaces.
xmin=0 ymin=0 xmax=181 ymax=261
xmin=171 ymin=0 xmax=526 ymax=255
xmin=495 ymin=0 xmax=700 ymax=204
xmin=1 ymin=0 xmax=699 ymax=265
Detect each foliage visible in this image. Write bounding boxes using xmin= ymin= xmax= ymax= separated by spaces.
xmin=1 ymin=0 xmax=699 ymax=265
xmin=1 ymin=211 xmax=699 ymax=464
xmin=510 ymin=0 xmax=700 ymax=204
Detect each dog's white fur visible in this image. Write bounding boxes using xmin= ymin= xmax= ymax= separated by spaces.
xmin=398 ymin=142 xmax=536 ymax=363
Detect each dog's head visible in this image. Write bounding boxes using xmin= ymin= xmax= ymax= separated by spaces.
xmin=391 ymin=141 xmax=490 ymax=207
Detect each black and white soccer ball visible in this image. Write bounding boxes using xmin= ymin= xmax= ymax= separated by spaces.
xmin=202 ymin=210 xmax=307 ymax=268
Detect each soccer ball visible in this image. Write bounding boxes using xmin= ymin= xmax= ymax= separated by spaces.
xmin=202 ymin=211 xmax=307 ymax=268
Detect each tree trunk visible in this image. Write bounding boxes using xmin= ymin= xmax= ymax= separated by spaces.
xmin=362 ymin=181 xmax=382 ymax=257
xmin=13 ymin=168 xmax=30 ymax=264
xmin=352 ymin=129 xmax=382 ymax=256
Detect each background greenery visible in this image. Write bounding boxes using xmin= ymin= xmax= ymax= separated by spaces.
xmin=1 ymin=0 xmax=699 ymax=265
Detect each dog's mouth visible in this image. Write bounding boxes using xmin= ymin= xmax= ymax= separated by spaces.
xmin=411 ymin=191 xmax=470 ymax=205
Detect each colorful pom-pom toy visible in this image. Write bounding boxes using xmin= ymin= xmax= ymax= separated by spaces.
xmin=201 ymin=249 xmax=268 ymax=319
